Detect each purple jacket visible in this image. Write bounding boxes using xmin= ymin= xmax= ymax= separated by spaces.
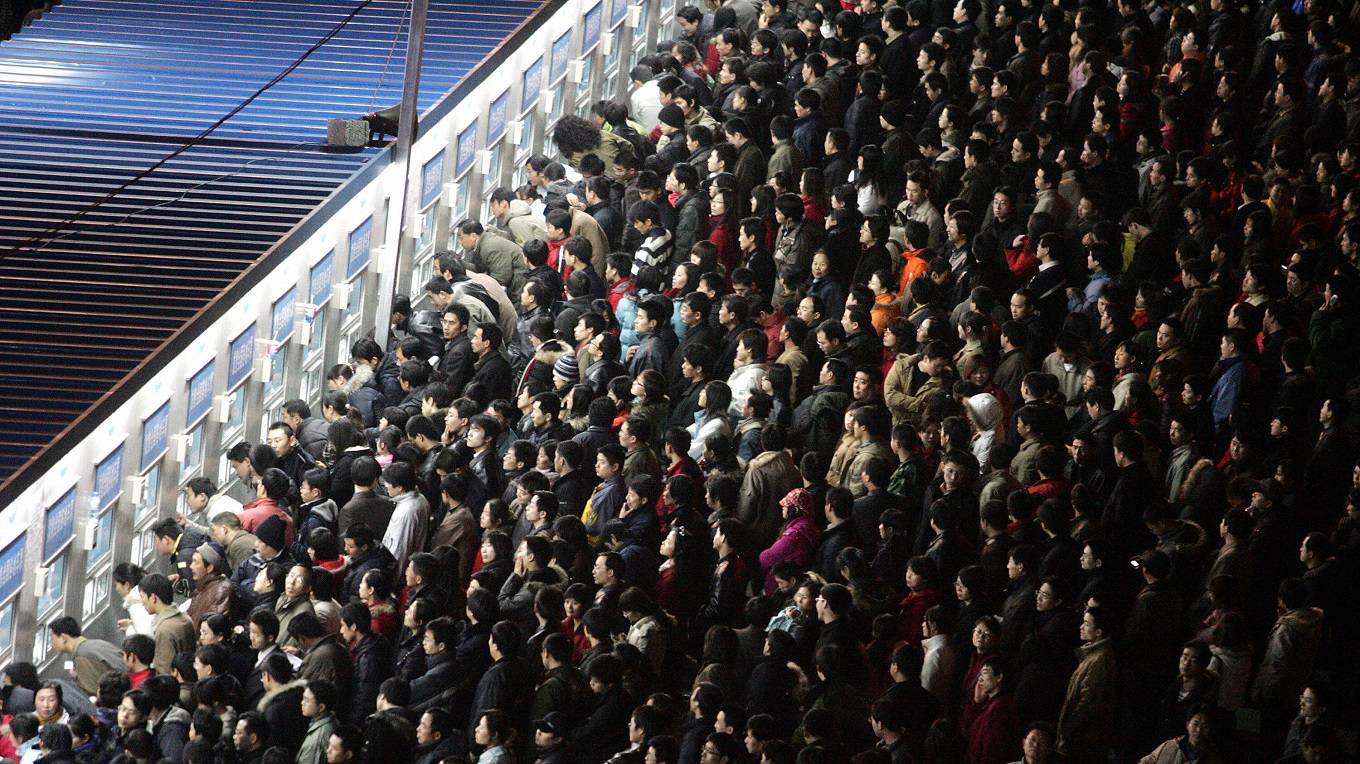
xmin=759 ymin=515 xmax=821 ymax=593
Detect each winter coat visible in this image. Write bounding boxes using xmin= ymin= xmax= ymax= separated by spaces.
xmin=341 ymin=545 xmax=397 ymax=604
xmin=790 ymin=384 xmax=850 ymax=457
xmin=1251 ymin=607 xmax=1324 ymax=708
xmin=737 ymin=450 xmax=802 ymax=550
xmin=492 ymin=199 xmax=548 ymax=245
xmin=151 ymin=704 xmax=191 ymax=763
xmin=151 ymin=607 xmax=196 ymax=676
xmin=348 ymin=632 xmax=393 ymax=724
xmin=885 ymin=353 xmax=948 ymax=425
xmin=758 ymin=515 xmax=819 ymax=593
xmin=187 ymin=573 xmax=234 ymax=630
xmin=297 ymin=714 xmax=337 ymax=764
xmin=468 ymin=232 xmax=528 ymax=299
xmin=467 ymin=658 xmax=533 ymax=741
xmin=258 ymin=680 xmax=308 ymax=753
xmin=300 ymin=633 xmax=353 ymax=692
xmin=1057 ymin=639 xmax=1117 ymax=761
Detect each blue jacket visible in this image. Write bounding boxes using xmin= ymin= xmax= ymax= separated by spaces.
xmin=1208 ymin=356 xmax=1246 ymax=432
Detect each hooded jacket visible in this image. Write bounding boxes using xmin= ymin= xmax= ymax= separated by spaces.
xmin=151 ymin=705 xmax=191 ymax=763
xmin=491 ymin=198 xmax=548 ymax=245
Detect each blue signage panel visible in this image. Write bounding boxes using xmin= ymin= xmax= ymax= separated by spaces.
xmin=95 ymin=445 xmax=124 ymax=510
xmin=488 ymin=90 xmax=510 ymax=144
xmin=310 ymin=251 xmax=334 ymax=306
xmin=0 ymin=535 xmax=25 ymax=604
xmin=187 ymin=361 xmax=215 ymax=425
xmin=140 ymin=400 xmax=171 ymax=471
xmin=456 ymin=124 xmax=477 ymax=177
xmin=43 ymin=488 xmax=76 ymax=563
xmin=521 ymin=57 xmax=543 ymax=113
xmin=583 ymin=2 xmax=603 ymax=50
xmin=421 ymin=150 xmax=445 ymax=208
xmin=551 ymin=30 xmax=572 ymax=82
xmin=272 ymin=287 xmax=297 ymax=344
xmin=228 ymin=324 xmax=255 ymax=389
xmin=89 ymin=509 xmax=114 ymax=565
xmin=346 ymin=217 xmax=373 ymax=279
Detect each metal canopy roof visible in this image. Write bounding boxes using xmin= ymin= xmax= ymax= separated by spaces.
xmin=0 ymin=0 xmax=541 ymax=482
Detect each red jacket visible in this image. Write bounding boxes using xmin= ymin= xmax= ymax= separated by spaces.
xmin=897 ymin=587 xmax=943 ymax=647
xmin=241 ymin=497 xmax=295 ymax=546
xmin=965 ymin=692 xmax=1022 ymax=764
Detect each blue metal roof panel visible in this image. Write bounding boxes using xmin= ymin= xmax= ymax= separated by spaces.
xmin=0 ymin=0 xmax=542 ymax=482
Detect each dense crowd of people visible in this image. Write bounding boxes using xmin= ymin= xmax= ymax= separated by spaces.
xmin=5 ymin=0 xmax=1360 ymax=762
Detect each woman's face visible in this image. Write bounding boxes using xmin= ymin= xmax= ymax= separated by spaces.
xmin=672 ymin=268 xmax=689 ymax=291
xmin=199 ymin=621 xmax=219 ymax=646
xmin=358 ymin=575 xmax=374 ymax=601
xmin=118 ymin=696 xmax=143 ymax=731
xmin=954 ymin=577 xmax=970 ymax=602
xmin=973 ymin=623 xmax=997 ymax=652
xmin=811 ymin=252 xmax=830 ymax=278
xmin=35 ymin=688 xmax=59 ymax=719
xmin=631 ymin=378 xmax=646 ymax=399
xmin=474 ymin=716 xmax=494 ymax=746
xmin=905 ymin=567 xmax=924 ymax=591
xmin=480 ymin=505 xmax=495 ymax=529
xmin=1114 ymin=344 xmax=1131 ymax=370
xmin=1186 ymin=713 xmax=1210 ymax=748
xmin=481 ymin=540 xmax=497 ymax=563
xmin=794 ymin=586 xmax=815 ymax=612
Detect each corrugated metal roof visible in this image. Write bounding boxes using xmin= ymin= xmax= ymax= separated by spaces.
xmin=0 ymin=0 xmax=540 ymax=480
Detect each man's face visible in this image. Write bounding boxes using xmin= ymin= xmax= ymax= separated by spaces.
xmin=1022 ymin=730 xmax=1051 ymax=762
xmin=285 ymin=566 xmax=309 ymax=599
xmin=266 ymin=427 xmax=293 ymax=457
xmin=416 ymin=712 xmax=438 ymax=746
xmin=592 ymin=554 xmax=611 ymax=585
xmin=326 ymin=734 xmax=351 ymax=764
xmin=797 ymin=297 xmax=819 ymax=324
xmin=189 ymin=552 xmax=209 ymax=582
xmin=992 ymin=193 xmax=1013 ymax=220
xmin=470 ymin=328 xmax=488 ymax=355
xmin=234 ymin=721 xmax=253 ymax=753
xmin=441 ymin=312 xmax=462 ymax=340
xmin=301 ymin=688 xmax=321 ymax=719
xmin=1009 ymin=294 xmax=1031 ymax=320
xmin=852 ymin=372 xmax=874 ymax=401
xmin=1079 ymin=612 xmax=1099 ymax=642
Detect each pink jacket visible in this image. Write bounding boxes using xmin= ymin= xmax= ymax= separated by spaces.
xmin=758 ymin=515 xmax=820 ymax=593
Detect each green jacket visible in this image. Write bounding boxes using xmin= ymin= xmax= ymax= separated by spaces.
xmin=298 ymin=714 xmax=337 ymax=764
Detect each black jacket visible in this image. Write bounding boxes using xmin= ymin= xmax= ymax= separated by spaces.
xmin=338 ymin=489 xmax=395 ymax=539
xmin=553 ymin=469 xmax=597 ymax=519
xmin=260 ymin=682 xmax=308 ymax=754
xmin=409 ymin=650 xmax=460 ymax=712
xmin=467 ymin=657 xmax=533 ymax=740
xmin=571 ymin=687 xmax=633 ymax=763
xmin=469 ymin=351 xmax=514 ymax=402
xmin=439 ymin=334 xmax=476 ymax=394
xmin=341 ymin=545 xmax=397 ymax=604
xmin=348 ymin=633 xmax=393 ymax=725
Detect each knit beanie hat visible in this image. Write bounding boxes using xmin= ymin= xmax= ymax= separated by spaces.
xmin=553 ymin=353 xmax=579 ymax=383
xmin=195 ymin=541 xmax=226 ymax=574
xmin=881 ymin=100 xmax=908 ymax=128
xmin=255 ymin=515 xmax=287 ymax=552
xmin=658 ymin=104 xmax=685 ymax=129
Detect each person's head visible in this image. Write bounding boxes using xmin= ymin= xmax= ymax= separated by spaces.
xmin=33 ymin=681 xmax=63 ymax=720
xmin=301 ymin=680 xmax=337 ymax=720
xmin=234 ymin=712 xmax=270 ymax=754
